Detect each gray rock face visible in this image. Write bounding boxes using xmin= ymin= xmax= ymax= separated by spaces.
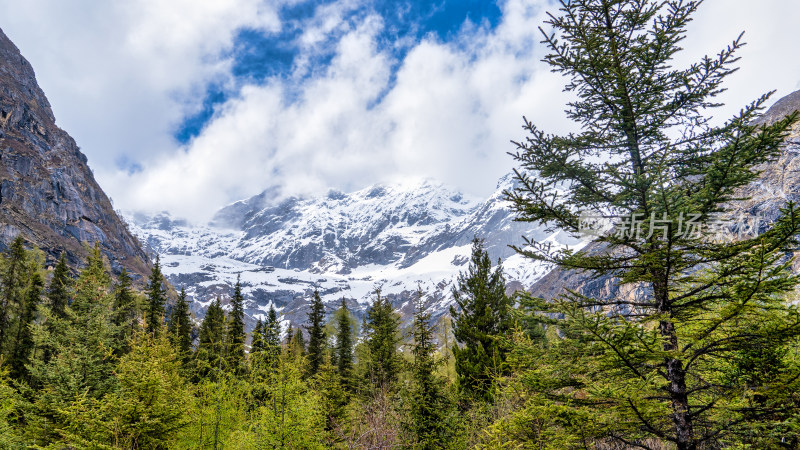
xmin=0 ymin=27 xmax=149 ymax=276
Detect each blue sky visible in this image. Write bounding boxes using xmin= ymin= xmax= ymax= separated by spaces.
xmin=175 ymin=0 xmax=504 ymax=144
xmin=1 ymin=0 xmax=799 ymax=222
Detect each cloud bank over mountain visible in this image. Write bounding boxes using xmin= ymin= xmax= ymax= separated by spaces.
xmin=1 ymin=0 xmax=799 ymax=222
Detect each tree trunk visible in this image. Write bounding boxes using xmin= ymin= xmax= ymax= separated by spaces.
xmin=656 ymin=279 xmax=695 ymax=450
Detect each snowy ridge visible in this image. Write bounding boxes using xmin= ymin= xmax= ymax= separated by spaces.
xmin=126 ymin=175 xmax=588 ymax=329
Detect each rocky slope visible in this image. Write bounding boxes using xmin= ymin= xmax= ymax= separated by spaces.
xmin=128 ymin=176 xmax=584 ymax=329
xmin=0 ymin=27 xmax=150 ymax=277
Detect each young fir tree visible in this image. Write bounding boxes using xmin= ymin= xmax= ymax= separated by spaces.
xmin=196 ymin=297 xmax=227 ymax=376
xmin=145 ymin=254 xmax=167 ymax=336
xmin=305 ymin=290 xmax=326 ymax=377
xmin=8 ymin=269 xmax=42 ymax=381
xmin=363 ymin=288 xmax=401 ymax=390
xmin=111 ymin=268 xmax=139 ymax=356
xmin=47 ymin=252 xmax=71 ymax=320
xmin=504 ymin=1 xmax=800 ymax=447
xmin=251 ymin=318 xmax=266 ymax=355
xmin=408 ymin=289 xmax=447 ymax=448
xmin=290 ymin=326 xmax=306 ymax=356
xmin=0 ymin=236 xmax=28 ymax=361
xmin=285 ymin=325 xmax=305 ymax=359
xmin=227 ymin=275 xmax=246 ymax=371
xmin=265 ymin=305 xmax=281 ymax=366
xmin=169 ymin=287 xmax=193 ymax=364
xmin=334 ymin=298 xmax=354 ymax=390
xmin=450 ymin=238 xmax=512 ymax=400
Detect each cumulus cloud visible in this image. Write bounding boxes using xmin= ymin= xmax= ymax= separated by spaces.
xmin=1 ymin=0 xmax=799 ymax=223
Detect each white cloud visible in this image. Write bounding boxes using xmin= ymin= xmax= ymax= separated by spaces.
xmin=1 ymin=0 xmax=799 ymax=223
xmin=0 ymin=0 xmax=281 ymax=170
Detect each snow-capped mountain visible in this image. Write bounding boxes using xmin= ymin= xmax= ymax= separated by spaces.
xmin=126 ymin=175 xmax=587 ymax=330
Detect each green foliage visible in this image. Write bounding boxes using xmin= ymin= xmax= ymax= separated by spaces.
xmin=334 ymin=298 xmax=355 ymax=390
xmin=27 ymin=244 xmax=119 ymax=445
xmin=305 ymin=290 xmax=327 ymax=377
xmin=450 ymin=238 xmax=512 ymax=401
xmin=288 ymin=325 xmax=306 ymax=358
xmin=407 ymin=290 xmax=449 ymax=448
xmin=47 ymin=252 xmax=71 ymax=321
xmin=363 ymin=288 xmax=402 ymax=391
xmin=195 ymin=296 xmax=227 ymax=378
xmin=504 ymin=0 xmax=800 ymax=447
xmin=0 ymin=236 xmax=40 ymax=378
xmin=168 ymin=287 xmax=193 ymax=366
xmin=250 ymin=318 xmax=265 ymax=355
xmin=265 ymin=304 xmax=281 ymax=367
xmin=112 ymin=268 xmax=140 ymax=356
xmin=7 ymin=270 xmax=42 ymax=381
xmin=145 ymin=255 xmax=167 ymax=336
xmin=57 ymin=330 xmax=190 ymax=449
xmin=227 ymin=275 xmax=246 ymax=372
xmin=0 ymin=363 xmax=24 ymax=449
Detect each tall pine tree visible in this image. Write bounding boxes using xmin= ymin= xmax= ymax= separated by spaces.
xmin=227 ymin=275 xmax=246 ymax=372
xmin=168 ymin=287 xmax=193 ymax=365
xmin=450 ymin=238 xmax=512 ymax=400
xmin=47 ymin=252 xmax=71 ymax=320
xmin=504 ymin=0 xmax=800 ymax=447
xmin=363 ymin=288 xmax=401 ymax=390
xmin=196 ymin=296 xmax=227 ymax=376
xmin=264 ymin=305 xmax=281 ymax=366
xmin=0 ymin=236 xmax=28 ymax=361
xmin=305 ymin=290 xmax=326 ymax=377
xmin=145 ymin=255 xmax=167 ymax=336
xmin=408 ymin=289 xmax=447 ymax=447
xmin=111 ymin=268 xmax=139 ymax=356
xmin=8 ymin=269 xmax=42 ymax=380
xmin=334 ymin=298 xmax=354 ymax=390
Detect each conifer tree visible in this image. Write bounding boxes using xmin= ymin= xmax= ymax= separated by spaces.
xmin=251 ymin=318 xmax=265 ymax=355
xmin=145 ymin=254 xmax=167 ymax=336
xmin=0 ymin=236 xmax=28 ymax=359
xmin=169 ymin=287 xmax=193 ymax=364
xmin=305 ymin=290 xmax=326 ymax=377
xmin=450 ymin=238 xmax=512 ymax=400
xmin=47 ymin=252 xmax=71 ymax=320
xmin=28 ymin=244 xmax=118 ymax=444
xmin=111 ymin=268 xmax=139 ymax=356
xmin=227 ymin=275 xmax=246 ymax=371
xmin=196 ymin=297 xmax=227 ymax=376
xmin=8 ymin=270 xmax=42 ymax=380
xmin=290 ymin=326 xmax=306 ymax=356
xmin=265 ymin=305 xmax=281 ymax=366
xmin=408 ymin=289 xmax=447 ymax=447
xmin=363 ymin=288 xmax=401 ymax=389
xmin=505 ymin=0 xmax=800 ymax=447
xmin=334 ymin=298 xmax=354 ymax=389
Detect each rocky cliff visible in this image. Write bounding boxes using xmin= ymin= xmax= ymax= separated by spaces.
xmin=0 ymin=27 xmax=150 ymax=276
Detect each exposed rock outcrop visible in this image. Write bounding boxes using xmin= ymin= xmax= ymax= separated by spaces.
xmin=0 ymin=27 xmax=149 ymax=276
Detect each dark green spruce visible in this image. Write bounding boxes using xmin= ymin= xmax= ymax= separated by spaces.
xmin=227 ymin=275 xmax=246 ymax=371
xmin=363 ymin=288 xmax=401 ymax=389
xmin=305 ymin=290 xmax=326 ymax=377
xmin=145 ymin=255 xmax=167 ymax=336
xmin=450 ymin=238 xmax=512 ymax=400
